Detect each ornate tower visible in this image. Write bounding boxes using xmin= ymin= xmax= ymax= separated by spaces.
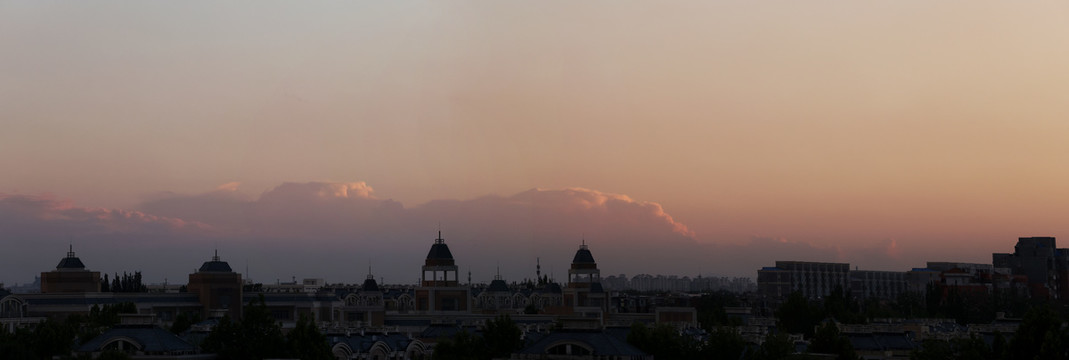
xmin=563 ymin=241 xmax=607 ymax=311
xmin=187 ymin=250 xmax=243 ymax=319
xmin=414 ymin=232 xmax=470 ymax=313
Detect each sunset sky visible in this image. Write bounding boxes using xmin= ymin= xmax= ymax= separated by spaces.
xmin=3 ymin=1 xmax=1069 ymax=285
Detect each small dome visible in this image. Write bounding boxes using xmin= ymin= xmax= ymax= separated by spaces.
xmin=425 ymin=232 xmax=456 ymax=266
xmin=545 ymin=282 xmax=563 ymax=294
xmin=426 ymin=243 xmax=454 ymax=261
xmin=361 ymin=277 xmax=380 ymax=292
xmin=572 ymin=244 xmax=595 ymax=264
xmin=487 ymin=279 xmax=510 ymax=292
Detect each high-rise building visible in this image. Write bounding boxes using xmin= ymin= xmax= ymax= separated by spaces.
xmin=757 ymin=261 xmax=849 ymax=299
xmin=993 ymin=236 xmax=1069 ymax=300
xmin=849 ymin=270 xmax=907 ymax=300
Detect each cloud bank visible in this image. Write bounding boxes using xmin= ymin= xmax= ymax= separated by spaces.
xmin=0 ymin=182 xmax=915 ymax=286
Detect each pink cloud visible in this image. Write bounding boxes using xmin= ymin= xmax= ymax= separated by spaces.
xmin=0 ymin=193 xmax=208 ymax=235
xmin=0 ymin=182 xmax=934 ymax=286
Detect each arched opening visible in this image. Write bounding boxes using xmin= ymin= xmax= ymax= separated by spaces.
xmin=332 ymin=342 xmax=353 ymax=360
xmin=369 ymin=341 xmax=392 ymax=360
xmin=405 ymin=339 xmax=427 ymax=360
xmin=546 ymin=341 xmax=593 ymax=356
xmin=101 ymin=337 xmax=142 ymax=354
xmin=0 ymin=296 xmax=26 ymax=318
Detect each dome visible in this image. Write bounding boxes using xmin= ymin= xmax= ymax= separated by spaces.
xmin=426 ymin=243 xmax=454 ymax=261
xmin=361 ymin=276 xmax=380 ymax=292
xmin=424 ymin=231 xmax=456 ymax=266
xmin=572 ymin=244 xmax=595 ymax=264
xmin=487 ymin=279 xmax=510 ymax=292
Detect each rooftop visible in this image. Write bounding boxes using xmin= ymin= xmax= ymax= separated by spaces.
xmin=426 ymin=231 xmax=454 ymax=261
xmin=56 ymin=245 xmax=86 ymax=270
xmin=572 ymin=242 xmax=595 ymax=264
xmin=198 ymin=250 xmax=233 ymax=273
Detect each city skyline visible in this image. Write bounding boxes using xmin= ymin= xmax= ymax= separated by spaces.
xmin=0 ymin=190 xmax=1049 ymax=289
xmin=5 ymin=2 xmax=1069 ymax=285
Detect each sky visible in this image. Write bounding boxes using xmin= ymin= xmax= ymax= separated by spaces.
xmin=2 ymin=1 xmax=1069 ymax=286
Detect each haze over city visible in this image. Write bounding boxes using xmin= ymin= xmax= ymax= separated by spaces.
xmin=3 ymin=1 xmax=1069 ymax=286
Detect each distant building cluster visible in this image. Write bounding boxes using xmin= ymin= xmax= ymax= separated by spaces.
xmin=758 ymin=236 xmax=1067 ymax=303
xmin=1 ymin=233 xmax=699 ymax=359
xmin=602 ymin=273 xmax=755 ymax=293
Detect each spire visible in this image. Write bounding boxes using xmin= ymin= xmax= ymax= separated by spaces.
xmin=367 ymin=265 xmax=374 ymax=280
xmin=495 ymin=264 xmax=502 ymax=281
xmin=67 ymin=244 xmax=75 ymax=258
xmin=536 ymin=257 xmax=541 ymax=278
xmin=212 ymin=249 xmax=220 ymax=262
xmin=435 ymin=230 xmax=444 ymax=245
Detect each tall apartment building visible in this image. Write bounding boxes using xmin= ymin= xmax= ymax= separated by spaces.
xmin=993 ymin=236 xmax=1069 ymax=300
xmin=757 ymin=261 xmax=849 ymax=299
xmin=849 ymin=270 xmax=907 ymax=300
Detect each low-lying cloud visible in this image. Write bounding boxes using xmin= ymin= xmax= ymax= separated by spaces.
xmin=0 ymin=182 xmax=925 ymax=286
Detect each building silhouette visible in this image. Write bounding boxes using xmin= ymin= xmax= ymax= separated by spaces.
xmin=414 ymin=231 xmax=471 ymax=313
xmin=40 ymin=245 xmax=101 ymax=293
xmin=186 ymin=250 xmax=243 ymax=319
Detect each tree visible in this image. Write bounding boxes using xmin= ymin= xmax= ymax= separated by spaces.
xmin=286 ymin=313 xmax=332 ymax=360
xmin=627 ymin=322 xmax=702 ymax=359
xmin=807 ymin=322 xmax=857 ymax=360
xmin=1007 ymin=305 xmax=1063 ymax=360
xmin=433 ymin=329 xmax=487 ymax=360
xmin=892 ymin=291 xmax=927 ymax=318
xmin=201 ymin=295 xmax=287 ymax=360
xmin=696 ymin=290 xmax=744 ymax=329
xmin=911 ymin=335 xmax=992 ymax=360
xmin=483 ymin=315 xmax=523 ymax=359
xmin=200 ymin=315 xmax=242 ymax=359
xmin=30 ymin=318 xmax=77 ymax=359
xmin=702 ymin=326 xmax=749 ymax=360
xmin=776 ymin=291 xmax=821 ymax=336
xmin=0 ymin=325 xmax=45 ymax=360
xmin=755 ymin=332 xmax=796 ymax=360
xmin=169 ymin=312 xmax=199 ymax=334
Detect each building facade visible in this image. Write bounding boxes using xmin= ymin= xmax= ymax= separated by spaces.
xmin=758 ymin=261 xmax=849 ymax=299
xmin=40 ymin=246 xmax=101 ymax=294
xmin=414 ymin=232 xmax=471 ymax=314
